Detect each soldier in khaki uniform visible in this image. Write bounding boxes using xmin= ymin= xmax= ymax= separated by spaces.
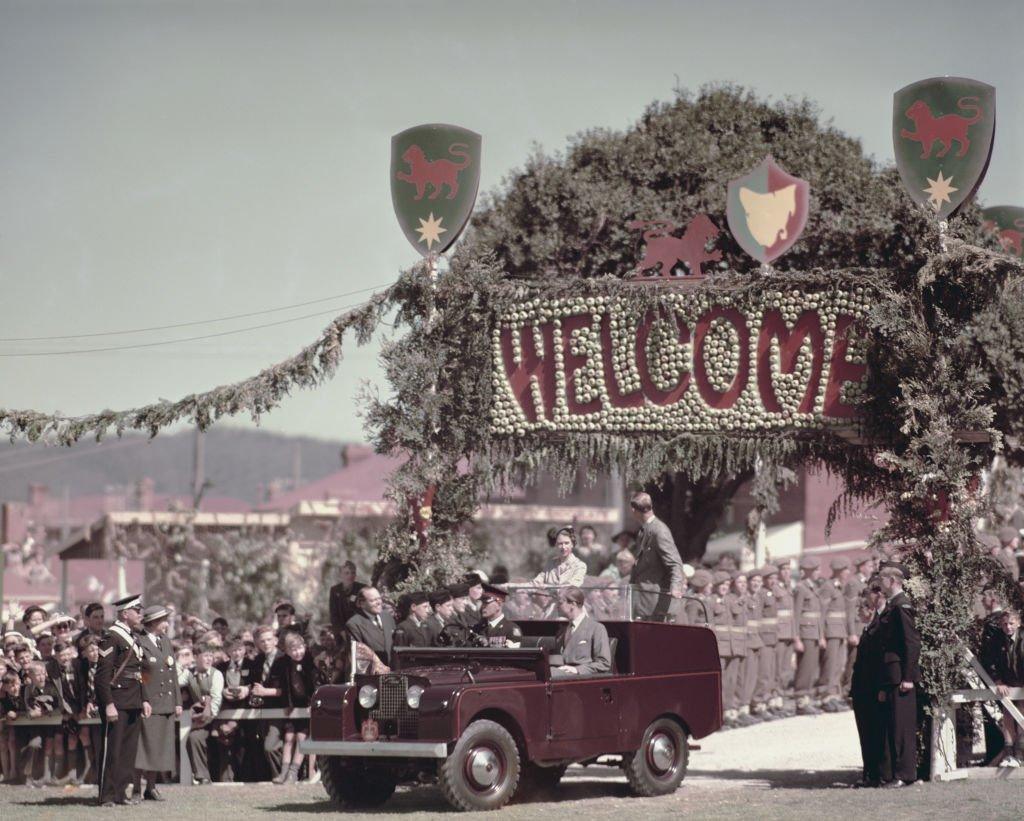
xmin=841 ymin=555 xmax=874 ymax=694
xmin=750 ymin=567 xmax=781 ymax=719
xmin=818 ymin=556 xmax=853 ymax=712
xmin=735 ymin=571 xmax=765 ymax=724
xmin=772 ymin=559 xmax=797 ymax=708
xmin=793 ymin=556 xmax=826 ymax=714
xmin=685 ymin=569 xmax=714 ymax=625
xmin=709 ymin=571 xmax=738 ymax=728
xmin=726 ymin=571 xmax=757 ymax=726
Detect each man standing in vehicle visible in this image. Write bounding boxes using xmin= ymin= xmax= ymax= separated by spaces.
xmin=628 ymin=492 xmax=685 ymax=622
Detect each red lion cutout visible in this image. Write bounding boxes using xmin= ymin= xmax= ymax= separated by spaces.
xmin=997 ymin=219 xmax=1024 ymax=257
xmin=396 ymin=143 xmax=472 ymax=200
xmin=900 ymin=96 xmax=983 ymax=159
xmin=628 ymin=214 xmax=721 ymax=278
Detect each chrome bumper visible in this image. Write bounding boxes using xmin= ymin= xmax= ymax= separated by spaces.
xmin=299 ymin=739 xmax=449 ymax=758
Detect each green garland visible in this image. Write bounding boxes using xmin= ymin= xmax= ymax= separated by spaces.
xmin=0 ymin=290 xmax=392 ymax=444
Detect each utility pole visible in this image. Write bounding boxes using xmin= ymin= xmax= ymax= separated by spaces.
xmin=192 ymin=426 xmax=205 ymax=510
xmin=293 ymin=441 xmax=302 ymax=490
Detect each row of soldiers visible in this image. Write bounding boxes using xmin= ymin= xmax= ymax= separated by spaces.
xmin=685 ymin=554 xmax=874 ymax=728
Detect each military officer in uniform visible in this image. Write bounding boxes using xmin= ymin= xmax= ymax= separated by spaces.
xmin=475 ymin=585 xmax=522 ymax=647
xmin=134 ymin=605 xmax=180 ymax=801
xmin=842 ymin=555 xmax=874 ymax=693
xmin=96 ymin=594 xmax=151 ymax=806
xmin=684 ymin=568 xmax=714 ymax=625
xmin=876 ymin=562 xmax=921 ymax=787
xmin=732 ymin=571 xmax=761 ymax=725
xmin=793 ymin=557 xmax=826 ymax=715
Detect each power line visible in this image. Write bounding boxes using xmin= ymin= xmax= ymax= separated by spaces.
xmin=0 ymin=283 xmax=388 ymax=342
xmin=0 ymin=298 xmax=380 ymax=358
xmin=0 ymin=438 xmax=151 ymax=473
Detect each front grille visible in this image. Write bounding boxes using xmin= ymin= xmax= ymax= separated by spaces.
xmin=370 ymin=674 xmax=419 ymax=737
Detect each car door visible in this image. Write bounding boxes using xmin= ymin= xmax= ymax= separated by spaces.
xmin=547 ymin=678 xmax=620 ymax=756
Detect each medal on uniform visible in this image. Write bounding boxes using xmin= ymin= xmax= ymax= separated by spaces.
xmin=166 ymin=656 xmax=174 ymax=666
xmin=149 ymin=656 xmax=157 ymax=663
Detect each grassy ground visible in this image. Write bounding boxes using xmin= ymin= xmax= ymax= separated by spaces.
xmin=3 ymin=712 xmax=1020 ymax=819
xmin=1 ymin=775 xmax=1022 ymax=820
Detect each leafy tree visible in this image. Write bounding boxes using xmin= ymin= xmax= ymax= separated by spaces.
xmin=462 ymin=83 xmax=991 ymax=560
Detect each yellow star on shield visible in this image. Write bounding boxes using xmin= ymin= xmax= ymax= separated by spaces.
xmin=416 ymin=212 xmax=447 ymax=249
xmin=923 ymin=171 xmax=958 ymax=212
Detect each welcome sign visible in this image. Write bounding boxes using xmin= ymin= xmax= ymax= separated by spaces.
xmin=490 ymin=287 xmax=871 ymax=435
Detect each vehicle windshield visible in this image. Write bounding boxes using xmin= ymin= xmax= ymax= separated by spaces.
xmin=501 ymin=583 xmax=705 ymax=624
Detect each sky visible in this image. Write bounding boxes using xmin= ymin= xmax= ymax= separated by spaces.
xmin=1 ymin=0 xmax=1022 ymax=444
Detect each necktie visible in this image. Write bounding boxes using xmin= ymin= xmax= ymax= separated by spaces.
xmin=262 ymin=652 xmax=274 ymax=681
xmin=88 ymin=665 xmax=95 ymax=694
xmin=374 ymin=615 xmax=382 ymax=630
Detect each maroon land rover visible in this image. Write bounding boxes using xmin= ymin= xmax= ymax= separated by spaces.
xmin=301 ymin=612 xmax=721 ymax=811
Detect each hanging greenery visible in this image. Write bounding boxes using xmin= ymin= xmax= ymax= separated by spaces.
xmin=0 ymin=290 xmax=392 ymax=445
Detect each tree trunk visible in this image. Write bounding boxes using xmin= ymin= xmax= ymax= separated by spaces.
xmin=647 ymin=470 xmax=753 ymax=563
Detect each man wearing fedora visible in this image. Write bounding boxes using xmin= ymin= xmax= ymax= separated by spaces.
xmin=134 ymin=605 xmax=180 ymax=801
xmin=95 ymin=594 xmax=152 ymax=806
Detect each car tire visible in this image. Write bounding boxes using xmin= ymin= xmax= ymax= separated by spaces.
xmin=321 ymin=756 xmax=396 ymax=807
xmin=516 ymin=762 xmax=568 ymax=801
xmin=623 ymin=717 xmax=688 ymax=797
xmin=439 ymin=719 xmax=521 ymax=811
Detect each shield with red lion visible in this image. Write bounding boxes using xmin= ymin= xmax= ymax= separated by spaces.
xmin=726 ymin=156 xmax=810 ymax=264
xmin=391 ymin=123 xmax=482 ymax=258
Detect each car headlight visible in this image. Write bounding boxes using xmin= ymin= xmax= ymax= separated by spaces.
xmin=406 ymin=684 xmax=424 ymax=709
xmin=358 ymin=684 xmax=378 ymax=709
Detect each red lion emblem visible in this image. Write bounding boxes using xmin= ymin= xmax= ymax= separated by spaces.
xmin=396 ymin=143 xmax=472 ymax=200
xmin=628 ymin=214 xmax=721 ymax=278
xmin=997 ymin=219 xmax=1024 ymax=257
xmin=900 ymin=96 xmax=983 ymax=159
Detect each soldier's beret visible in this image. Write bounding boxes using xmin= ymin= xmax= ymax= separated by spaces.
xmin=760 ymin=565 xmax=779 ymax=577
xmin=712 ymin=570 xmax=731 ymax=585
xmin=730 ymin=570 xmax=747 ymax=581
xmin=448 ymin=582 xmax=471 ymax=598
xmin=479 ymin=584 xmax=507 ymax=604
xmin=429 ymin=590 xmax=453 ymax=607
xmin=830 ymin=556 xmax=850 ymax=571
xmin=854 ymin=555 xmax=873 ymax=567
xmin=407 ymin=591 xmax=429 ymax=606
xmin=799 ymin=556 xmax=819 ymax=571
xmin=691 ymin=569 xmax=713 ymax=588
xmin=747 ymin=567 xmax=765 ymax=578
xmin=997 ymin=526 xmax=1019 ymax=545
xmin=464 ymin=572 xmax=486 ymax=587
xmin=775 ymin=558 xmax=792 ymax=570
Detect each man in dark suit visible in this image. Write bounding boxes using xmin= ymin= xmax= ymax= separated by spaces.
xmin=95 ymin=594 xmax=152 ymax=806
xmin=552 ymin=587 xmax=612 ymax=678
xmin=135 ymin=606 xmax=181 ymax=800
xmin=328 ymin=561 xmax=366 ymax=640
xmin=393 ymin=591 xmax=433 ymax=648
xmin=875 ymin=562 xmax=921 ymax=787
xmin=627 ymin=492 xmax=685 ymax=621
xmin=850 ymin=578 xmax=889 ymax=788
xmin=345 ymin=587 xmax=396 ymax=667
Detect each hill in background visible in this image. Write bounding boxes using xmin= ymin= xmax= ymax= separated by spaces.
xmin=0 ymin=427 xmax=349 ymax=506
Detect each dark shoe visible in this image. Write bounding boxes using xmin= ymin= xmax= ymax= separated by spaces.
xmin=144 ymin=788 xmax=165 ymax=801
xmin=853 ymin=778 xmax=880 ymax=788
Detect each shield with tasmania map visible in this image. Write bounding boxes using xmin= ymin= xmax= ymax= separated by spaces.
xmin=982 ymin=206 xmax=1024 ymax=260
xmin=726 ymin=156 xmax=809 ymax=264
xmin=893 ymin=77 xmax=995 ymax=220
xmin=391 ymin=123 xmax=482 ymax=257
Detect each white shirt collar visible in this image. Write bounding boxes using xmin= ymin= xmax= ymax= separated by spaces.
xmin=488 ymin=615 xmax=504 ymax=628
xmin=571 ymin=611 xmax=587 ymax=630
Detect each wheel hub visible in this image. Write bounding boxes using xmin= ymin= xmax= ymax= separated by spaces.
xmin=648 ymin=732 xmax=676 ymax=774
xmin=466 ymin=747 xmax=501 ymax=789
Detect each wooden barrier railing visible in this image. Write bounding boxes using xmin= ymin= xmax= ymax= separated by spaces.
xmin=5 ymin=707 xmax=311 ymax=785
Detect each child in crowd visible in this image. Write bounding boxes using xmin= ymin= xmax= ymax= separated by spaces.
xmin=214 ymin=638 xmax=253 ymax=780
xmin=274 ymin=633 xmax=318 ymax=784
xmin=22 ymin=660 xmax=60 ymax=786
xmin=1 ymin=671 xmax=23 ymax=783
xmin=76 ymin=635 xmax=101 ymax=784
